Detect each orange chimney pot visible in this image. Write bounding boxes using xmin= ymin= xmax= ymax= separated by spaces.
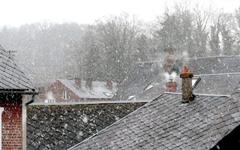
xmin=180 ymin=66 xmax=193 ymax=78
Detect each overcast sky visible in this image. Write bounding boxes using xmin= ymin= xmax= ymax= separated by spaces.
xmin=1 ymin=0 xmax=240 ymax=27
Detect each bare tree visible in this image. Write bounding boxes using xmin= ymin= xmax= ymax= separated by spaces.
xmin=154 ymin=5 xmax=194 ymax=57
xmin=192 ymin=5 xmax=210 ymax=56
xmin=209 ymin=13 xmax=236 ymax=55
xmin=95 ymin=14 xmax=140 ymax=82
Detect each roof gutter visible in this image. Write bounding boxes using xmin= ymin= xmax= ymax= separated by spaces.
xmin=0 ymin=89 xmax=38 ymax=106
xmin=24 ymin=89 xmax=38 ymax=106
xmin=0 ymin=89 xmax=38 ymax=95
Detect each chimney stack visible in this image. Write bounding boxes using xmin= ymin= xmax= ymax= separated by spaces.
xmin=166 ymin=79 xmax=177 ymax=92
xmin=106 ymin=80 xmax=113 ymax=90
xmin=86 ymin=78 xmax=93 ymax=89
xmin=180 ymin=66 xmax=194 ymax=103
xmin=75 ymin=78 xmax=81 ymax=88
xmin=163 ymin=47 xmax=177 ymax=74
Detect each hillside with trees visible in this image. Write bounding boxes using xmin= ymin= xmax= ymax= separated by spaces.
xmin=0 ymin=4 xmax=240 ymax=86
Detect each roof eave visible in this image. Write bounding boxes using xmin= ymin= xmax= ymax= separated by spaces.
xmin=0 ymin=89 xmax=38 ymax=95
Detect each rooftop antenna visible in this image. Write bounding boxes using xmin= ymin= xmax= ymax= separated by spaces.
xmin=8 ymin=50 xmax=17 ymax=59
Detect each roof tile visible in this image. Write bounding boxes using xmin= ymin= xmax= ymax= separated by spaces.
xmin=0 ymin=45 xmax=33 ymax=90
xmin=69 ymin=93 xmax=240 ymax=150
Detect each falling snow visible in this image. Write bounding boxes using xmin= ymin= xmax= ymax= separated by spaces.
xmin=1 ymin=0 xmax=240 ymax=150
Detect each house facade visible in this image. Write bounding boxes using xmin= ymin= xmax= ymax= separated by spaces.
xmin=0 ymin=45 xmax=36 ymax=150
xmin=37 ymin=79 xmax=117 ymax=103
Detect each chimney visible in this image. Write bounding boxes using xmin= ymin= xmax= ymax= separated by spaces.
xmin=86 ymin=78 xmax=93 ymax=89
xmin=106 ymin=80 xmax=113 ymax=90
xmin=75 ymin=78 xmax=81 ymax=88
xmin=166 ymin=79 xmax=177 ymax=92
xmin=165 ymin=72 xmax=177 ymax=92
xmin=163 ymin=47 xmax=176 ymax=74
xmin=180 ymin=66 xmax=194 ymax=103
xmin=38 ymin=87 xmax=46 ymax=100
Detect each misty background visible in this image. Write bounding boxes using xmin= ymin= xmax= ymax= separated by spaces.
xmin=1 ymin=2 xmax=240 ymax=86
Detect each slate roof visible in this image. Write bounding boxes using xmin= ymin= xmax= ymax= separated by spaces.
xmin=27 ymin=102 xmax=145 ymax=150
xmin=114 ymin=62 xmax=161 ymax=100
xmin=135 ymin=73 xmax=240 ymax=100
xmin=114 ymin=55 xmax=240 ymax=101
xmin=194 ymin=73 xmax=240 ymax=95
xmin=59 ymin=79 xmax=117 ymax=99
xmin=69 ymin=93 xmax=240 ymax=150
xmin=188 ymin=55 xmax=240 ymax=75
xmin=0 ymin=45 xmax=33 ymax=90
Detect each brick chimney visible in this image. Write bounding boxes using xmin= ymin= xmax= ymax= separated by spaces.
xmin=166 ymin=79 xmax=177 ymax=92
xmin=75 ymin=78 xmax=81 ymax=88
xmin=106 ymin=80 xmax=113 ymax=90
xmin=37 ymin=87 xmax=46 ymax=100
xmin=85 ymin=78 xmax=93 ymax=89
xmin=180 ymin=66 xmax=194 ymax=103
xmin=163 ymin=47 xmax=176 ymax=74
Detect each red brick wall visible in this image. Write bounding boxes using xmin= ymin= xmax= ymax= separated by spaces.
xmin=36 ymin=80 xmax=114 ymax=103
xmin=0 ymin=94 xmax=22 ymax=150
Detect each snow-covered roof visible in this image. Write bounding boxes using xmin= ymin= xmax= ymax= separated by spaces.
xmin=114 ymin=62 xmax=161 ymax=101
xmin=188 ymin=55 xmax=240 ymax=75
xmin=69 ymin=93 xmax=240 ymax=150
xmin=115 ymin=55 xmax=240 ymax=101
xmin=59 ymin=79 xmax=117 ymax=99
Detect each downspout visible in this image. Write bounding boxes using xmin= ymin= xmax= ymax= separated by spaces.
xmin=25 ymin=94 xmax=36 ymax=106
xmin=23 ymin=89 xmax=37 ymax=150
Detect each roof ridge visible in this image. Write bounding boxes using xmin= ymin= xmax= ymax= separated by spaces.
xmin=198 ymin=72 xmax=240 ymax=76
xmin=186 ymin=55 xmax=240 ymax=60
xmin=136 ymin=55 xmax=240 ymax=64
xmin=164 ymin=92 xmax=230 ymax=97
